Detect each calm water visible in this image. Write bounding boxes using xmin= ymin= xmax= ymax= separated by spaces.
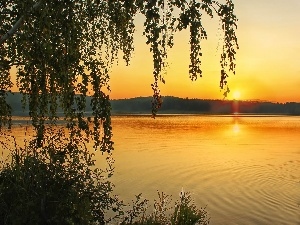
xmin=110 ymin=115 xmax=300 ymax=225
xmin=2 ymin=115 xmax=300 ymax=224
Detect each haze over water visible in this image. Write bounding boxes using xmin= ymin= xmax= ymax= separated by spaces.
xmin=110 ymin=115 xmax=300 ymax=225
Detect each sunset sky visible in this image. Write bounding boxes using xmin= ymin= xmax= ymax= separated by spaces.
xmin=110 ymin=0 xmax=300 ymax=102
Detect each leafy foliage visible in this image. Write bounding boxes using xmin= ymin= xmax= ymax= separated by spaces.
xmin=1 ymin=0 xmax=238 ymax=151
xmin=171 ymin=191 xmax=209 ymax=225
xmin=0 ymin=129 xmax=121 ymax=224
xmin=120 ymin=191 xmax=209 ymax=225
xmin=0 ymin=1 xmax=238 ymax=223
xmin=0 ymin=92 xmax=12 ymax=128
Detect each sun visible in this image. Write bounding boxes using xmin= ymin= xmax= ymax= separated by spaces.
xmin=232 ymin=91 xmax=241 ymax=100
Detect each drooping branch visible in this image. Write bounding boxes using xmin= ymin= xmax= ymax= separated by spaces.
xmin=0 ymin=0 xmax=238 ymax=151
xmin=0 ymin=0 xmax=44 ymax=46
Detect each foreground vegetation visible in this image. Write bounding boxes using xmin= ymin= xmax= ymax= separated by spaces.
xmin=0 ymin=129 xmax=209 ymax=225
xmin=1 ymin=1 xmax=238 ymax=224
xmin=0 ymin=129 xmax=118 ymax=224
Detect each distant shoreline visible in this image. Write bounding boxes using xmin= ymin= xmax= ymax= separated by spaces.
xmin=10 ymin=113 xmax=300 ymax=119
xmin=5 ymin=93 xmax=300 ymax=116
xmin=4 ymin=114 xmax=299 ymax=128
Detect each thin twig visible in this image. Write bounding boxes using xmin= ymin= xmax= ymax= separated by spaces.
xmin=0 ymin=0 xmax=44 ymax=45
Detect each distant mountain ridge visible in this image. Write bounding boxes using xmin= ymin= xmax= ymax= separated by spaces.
xmin=3 ymin=92 xmax=300 ymax=116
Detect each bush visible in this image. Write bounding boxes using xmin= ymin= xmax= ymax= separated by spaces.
xmin=0 ymin=129 xmax=120 ymax=225
xmin=120 ymin=191 xmax=210 ymax=225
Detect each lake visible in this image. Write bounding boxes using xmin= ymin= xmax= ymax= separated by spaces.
xmin=1 ymin=115 xmax=300 ymax=224
xmin=109 ymin=115 xmax=300 ymax=225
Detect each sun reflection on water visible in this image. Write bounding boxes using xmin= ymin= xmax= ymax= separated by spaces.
xmin=231 ymin=116 xmax=241 ymax=135
xmin=232 ymin=122 xmax=240 ymax=134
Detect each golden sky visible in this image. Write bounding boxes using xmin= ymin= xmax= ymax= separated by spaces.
xmin=110 ymin=0 xmax=300 ymax=102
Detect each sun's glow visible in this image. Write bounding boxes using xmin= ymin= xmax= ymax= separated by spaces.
xmin=233 ymin=123 xmax=240 ymax=134
xmin=233 ymin=91 xmax=241 ymax=100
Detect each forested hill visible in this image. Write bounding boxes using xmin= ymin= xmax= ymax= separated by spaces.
xmin=111 ymin=96 xmax=300 ymax=115
xmin=4 ymin=93 xmax=300 ymax=115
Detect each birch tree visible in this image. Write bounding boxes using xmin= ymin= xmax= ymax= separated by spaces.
xmin=0 ymin=0 xmax=238 ymax=151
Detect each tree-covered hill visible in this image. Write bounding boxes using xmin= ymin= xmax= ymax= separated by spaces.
xmin=5 ymin=93 xmax=300 ymax=116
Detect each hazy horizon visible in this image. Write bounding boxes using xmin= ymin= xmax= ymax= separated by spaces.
xmin=6 ymin=91 xmax=300 ymax=103
xmin=111 ymin=95 xmax=300 ymax=103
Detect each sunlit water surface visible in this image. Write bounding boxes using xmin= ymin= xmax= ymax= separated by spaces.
xmin=2 ymin=115 xmax=300 ymax=224
xmin=110 ymin=115 xmax=300 ymax=225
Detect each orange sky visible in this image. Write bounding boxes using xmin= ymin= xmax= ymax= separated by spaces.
xmin=109 ymin=0 xmax=300 ymax=102
xmin=9 ymin=0 xmax=300 ymax=102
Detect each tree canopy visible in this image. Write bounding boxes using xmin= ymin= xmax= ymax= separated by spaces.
xmin=0 ymin=0 xmax=238 ymax=152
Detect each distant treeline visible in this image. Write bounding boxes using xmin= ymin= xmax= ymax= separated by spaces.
xmin=4 ymin=93 xmax=300 ymax=115
xmin=111 ymin=96 xmax=300 ymax=115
